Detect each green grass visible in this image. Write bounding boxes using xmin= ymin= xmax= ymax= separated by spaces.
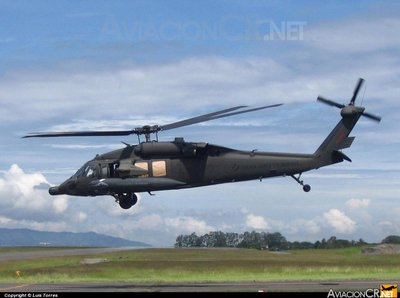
xmin=1 ymin=247 xmax=399 ymax=283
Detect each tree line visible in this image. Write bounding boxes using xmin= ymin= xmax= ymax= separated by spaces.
xmin=174 ymin=231 xmax=400 ymax=250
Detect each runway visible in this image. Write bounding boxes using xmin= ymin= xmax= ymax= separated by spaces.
xmin=1 ymin=248 xmax=397 ymax=293
xmin=0 ymin=280 xmax=397 ymax=293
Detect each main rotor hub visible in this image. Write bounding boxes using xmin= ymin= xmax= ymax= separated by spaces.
xmin=134 ymin=125 xmax=162 ymax=142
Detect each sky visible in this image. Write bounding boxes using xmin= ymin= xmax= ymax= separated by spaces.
xmin=0 ymin=0 xmax=399 ymax=247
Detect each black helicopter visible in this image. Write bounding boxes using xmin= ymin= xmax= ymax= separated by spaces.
xmin=24 ymin=78 xmax=380 ymax=209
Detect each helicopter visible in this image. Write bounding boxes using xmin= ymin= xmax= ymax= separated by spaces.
xmin=24 ymin=78 xmax=380 ymax=209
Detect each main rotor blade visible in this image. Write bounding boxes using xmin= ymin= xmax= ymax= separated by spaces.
xmin=23 ymin=104 xmax=283 ymax=138
xmin=317 ymin=96 xmax=345 ymax=109
xmin=160 ymin=105 xmax=246 ymax=131
xmin=22 ymin=106 xmax=248 ymax=138
xmin=205 ymin=104 xmax=283 ymax=121
xmin=23 ymin=130 xmax=136 ymax=138
xmin=362 ymin=111 xmax=381 ymax=122
xmin=350 ymin=78 xmax=364 ymax=105
xmin=161 ymin=104 xmax=282 ymax=131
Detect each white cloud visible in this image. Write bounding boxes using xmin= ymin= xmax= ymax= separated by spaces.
xmin=1 ymin=164 xmax=47 ymax=198
xmin=0 ymin=216 xmax=70 ymax=233
xmin=303 ymin=219 xmax=321 ymax=234
xmin=76 ymin=211 xmax=87 ymax=222
xmin=346 ymin=198 xmax=370 ymax=209
xmin=135 ymin=214 xmax=164 ymax=230
xmin=0 ymin=164 xmax=69 ymax=220
xmin=25 ymin=220 xmax=70 ymax=232
xmin=53 ymin=196 xmax=69 ymax=214
xmin=0 ymin=215 xmax=12 ymax=225
xmin=245 ymin=213 xmax=269 ymax=230
xmin=1 ymin=53 xmax=399 ymax=138
xmin=165 ymin=216 xmax=214 ymax=235
xmin=305 ymin=17 xmax=400 ymax=53
xmin=323 ymin=209 xmax=356 ymax=234
xmin=0 ymin=57 xmax=290 ymax=124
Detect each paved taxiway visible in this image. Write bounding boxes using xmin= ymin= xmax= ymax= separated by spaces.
xmin=1 ymin=281 xmax=396 ymax=292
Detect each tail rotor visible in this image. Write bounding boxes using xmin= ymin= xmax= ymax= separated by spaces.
xmin=317 ymin=78 xmax=381 ymax=122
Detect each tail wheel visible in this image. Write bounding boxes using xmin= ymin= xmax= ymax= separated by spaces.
xmin=118 ymin=193 xmax=138 ymax=209
xmin=291 ymin=174 xmax=311 ymax=192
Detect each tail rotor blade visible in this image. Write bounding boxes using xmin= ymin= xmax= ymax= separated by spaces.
xmin=317 ymin=96 xmax=345 ymax=109
xmin=350 ymin=78 xmax=364 ymax=105
xmin=362 ymin=111 xmax=381 ymax=122
xmin=317 ymin=78 xmax=381 ymax=124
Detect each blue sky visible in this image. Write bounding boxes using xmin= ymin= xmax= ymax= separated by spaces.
xmin=0 ymin=1 xmax=399 ymax=246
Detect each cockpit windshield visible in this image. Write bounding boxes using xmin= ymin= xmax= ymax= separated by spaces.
xmin=73 ymin=162 xmax=98 ymax=178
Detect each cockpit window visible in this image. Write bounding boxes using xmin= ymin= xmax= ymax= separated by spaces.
xmin=86 ymin=166 xmax=95 ymax=177
xmin=73 ymin=163 xmax=97 ymax=178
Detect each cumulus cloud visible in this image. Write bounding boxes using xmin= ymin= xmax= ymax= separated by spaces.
xmin=53 ymin=196 xmax=69 ymax=214
xmin=135 ymin=214 xmax=164 ymax=230
xmin=0 ymin=164 xmax=69 ymax=220
xmin=303 ymin=219 xmax=321 ymax=234
xmin=346 ymin=198 xmax=370 ymax=209
xmin=245 ymin=213 xmax=269 ymax=230
xmin=323 ymin=209 xmax=356 ymax=234
xmin=165 ymin=216 xmax=214 ymax=235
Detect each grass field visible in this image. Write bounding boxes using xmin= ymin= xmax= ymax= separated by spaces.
xmin=0 ymin=247 xmax=399 ymax=283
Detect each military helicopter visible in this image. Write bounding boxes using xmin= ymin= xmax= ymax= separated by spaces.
xmin=24 ymin=78 xmax=380 ymax=209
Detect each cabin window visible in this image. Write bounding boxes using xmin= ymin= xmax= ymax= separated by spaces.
xmin=101 ymin=165 xmax=109 ymax=178
xmin=152 ymin=160 xmax=166 ymax=177
xmin=135 ymin=162 xmax=149 ymax=178
xmin=135 ymin=162 xmax=148 ymax=171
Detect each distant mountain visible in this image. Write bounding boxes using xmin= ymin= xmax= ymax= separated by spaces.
xmin=0 ymin=228 xmax=151 ymax=247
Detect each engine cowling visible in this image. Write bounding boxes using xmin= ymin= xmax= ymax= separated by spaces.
xmin=134 ymin=139 xmax=206 ymax=158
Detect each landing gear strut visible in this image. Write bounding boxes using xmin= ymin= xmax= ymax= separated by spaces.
xmin=291 ymin=173 xmax=311 ymax=192
xmin=113 ymin=193 xmax=138 ymax=209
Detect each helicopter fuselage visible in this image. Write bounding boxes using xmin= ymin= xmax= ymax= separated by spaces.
xmin=50 ymin=138 xmax=320 ymax=199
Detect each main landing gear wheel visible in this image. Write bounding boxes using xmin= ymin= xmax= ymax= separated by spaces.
xmin=291 ymin=174 xmax=311 ymax=192
xmin=115 ymin=193 xmax=138 ymax=209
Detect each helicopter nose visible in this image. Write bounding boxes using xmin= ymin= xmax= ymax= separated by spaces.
xmin=49 ymin=186 xmax=61 ymax=195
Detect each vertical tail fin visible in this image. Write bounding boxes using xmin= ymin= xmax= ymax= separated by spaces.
xmin=314 ymin=115 xmax=360 ymax=165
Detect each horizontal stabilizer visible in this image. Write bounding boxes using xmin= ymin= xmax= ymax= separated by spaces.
xmin=332 ymin=150 xmax=352 ymax=163
xmin=335 ymin=136 xmax=355 ymax=150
